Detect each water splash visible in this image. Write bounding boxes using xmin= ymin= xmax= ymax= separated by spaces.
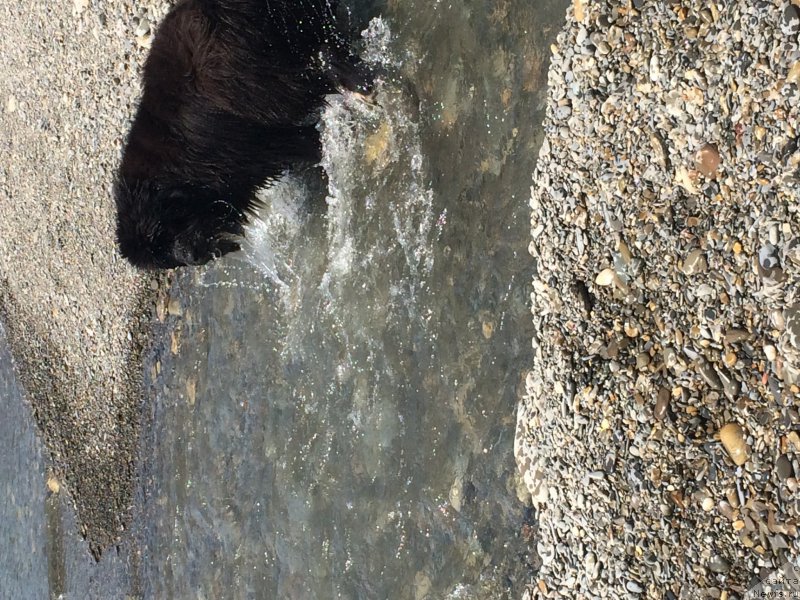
xmin=240 ymin=177 xmax=310 ymax=290
xmin=221 ymin=18 xmax=438 ymax=329
xmin=319 ymin=18 xmax=436 ymax=318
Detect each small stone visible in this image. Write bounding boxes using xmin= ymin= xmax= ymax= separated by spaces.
xmin=717 ymin=368 xmax=740 ymax=400
xmin=46 ymin=476 xmax=61 ymax=494
xmin=682 ymin=249 xmax=708 ymax=275
xmin=675 ymin=165 xmax=699 ymax=194
xmin=697 ymin=361 xmax=722 ymax=390
xmin=776 ymin=455 xmax=793 ymax=480
xmin=758 ymin=244 xmax=783 ymax=281
xmin=573 ymin=0 xmax=585 ymax=22
xmin=784 ymin=4 xmax=800 ymax=33
xmin=696 ymin=144 xmax=721 ymax=177
xmin=595 ymin=41 xmax=611 ymax=55
xmin=695 ymin=283 xmax=714 ymax=297
xmin=732 ymin=241 xmax=743 ymax=255
xmin=626 ymin=581 xmax=643 ymax=594
xmin=170 ymin=331 xmax=180 ymax=355
xmin=654 ymin=388 xmax=670 ymax=420
xmin=650 ymin=134 xmax=669 ymax=168
xmin=134 ymin=18 xmax=151 ymax=37
xmin=186 ymin=378 xmax=196 ymax=406
xmin=724 ymin=329 xmax=750 ymax=345
xmin=136 ymin=33 xmax=153 ymax=49
xmin=5 ymin=95 xmax=17 ymax=114
xmin=770 ymin=534 xmax=790 ymax=551
xmin=717 ymin=501 xmax=736 ymax=520
xmin=720 ymin=423 xmax=749 ymax=466
xmin=708 ymin=555 xmax=730 ymax=574
xmin=788 ymin=61 xmax=800 ymax=86
xmin=723 ymin=351 xmax=736 ymax=367
xmin=624 ymin=324 xmax=639 ymax=337
xmin=595 ymin=268 xmax=616 ymax=286
xmin=617 ymin=239 xmax=632 ymax=264
xmin=585 ymin=552 xmax=599 ymax=579
xmin=168 ymin=298 xmax=183 ymax=316
xmin=764 ymin=344 xmax=777 ymax=361
xmin=701 ymin=497 xmax=714 ymax=512
xmin=636 ymin=352 xmax=650 ymax=370
xmin=553 ymin=104 xmax=572 ymax=120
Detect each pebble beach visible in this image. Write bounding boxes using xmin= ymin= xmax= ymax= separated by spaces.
xmin=516 ymin=0 xmax=800 ymax=596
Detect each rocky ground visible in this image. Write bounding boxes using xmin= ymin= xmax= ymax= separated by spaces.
xmin=516 ymin=0 xmax=800 ymax=597
xmin=0 ymin=0 xmax=172 ymax=555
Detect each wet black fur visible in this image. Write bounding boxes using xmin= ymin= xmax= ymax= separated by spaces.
xmin=115 ymin=0 xmax=373 ymax=268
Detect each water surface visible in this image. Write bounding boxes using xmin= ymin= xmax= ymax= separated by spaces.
xmin=0 ymin=0 xmax=567 ymax=597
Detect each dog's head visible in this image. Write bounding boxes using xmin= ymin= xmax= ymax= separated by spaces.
xmin=114 ymin=179 xmax=246 ymax=269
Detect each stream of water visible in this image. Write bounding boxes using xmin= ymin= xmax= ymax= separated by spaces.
xmin=1 ymin=0 xmax=566 ymax=597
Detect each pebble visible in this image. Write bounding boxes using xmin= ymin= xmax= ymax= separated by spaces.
xmin=625 ymin=581 xmax=643 ymax=594
xmin=134 ymin=18 xmax=151 ymax=37
xmin=720 ymin=424 xmax=748 ymax=466
xmin=724 ymin=329 xmax=751 ymax=345
xmin=595 ymin=268 xmax=616 ymax=286
xmin=585 ymin=551 xmax=599 ymax=579
xmin=654 ymin=388 xmax=670 ymax=421
xmin=708 ymin=555 xmax=730 ymax=574
xmin=696 ymin=144 xmax=721 ymax=178
xmin=776 ymin=455 xmax=793 ymax=480
xmin=697 ymin=361 xmax=722 ymax=390
xmin=167 ymin=297 xmax=183 ymax=317
xmin=682 ymin=249 xmax=708 ymax=275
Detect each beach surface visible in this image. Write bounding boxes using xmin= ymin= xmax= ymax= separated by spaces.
xmin=0 ymin=0 xmax=172 ymax=554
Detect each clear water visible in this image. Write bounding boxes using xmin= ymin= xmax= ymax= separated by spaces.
xmin=0 ymin=0 xmax=566 ymax=597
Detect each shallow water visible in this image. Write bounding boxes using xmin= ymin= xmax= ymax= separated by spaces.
xmin=0 ymin=0 xmax=566 ymax=597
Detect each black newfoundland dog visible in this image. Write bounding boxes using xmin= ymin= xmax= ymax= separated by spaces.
xmin=115 ymin=0 xmax=373 ymax=269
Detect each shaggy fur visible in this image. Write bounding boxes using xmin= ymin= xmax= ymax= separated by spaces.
xmin=115 ymin=0 xmax=372 ymax=268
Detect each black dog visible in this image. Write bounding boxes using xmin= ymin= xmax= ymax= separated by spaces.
xmin=115 ymin=0 xmax=373 ymax=269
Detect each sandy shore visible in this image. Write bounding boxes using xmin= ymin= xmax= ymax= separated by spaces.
xmin=0 ymin=0 xmax=173 ymax=554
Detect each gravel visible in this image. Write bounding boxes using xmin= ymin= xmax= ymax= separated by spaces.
xmin=516 ymin=0 xmax=800 ymax=596
xmin=0 ymin=0 xmax=173 ymax=555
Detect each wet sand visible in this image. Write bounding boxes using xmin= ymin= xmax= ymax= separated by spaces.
xmin=0 ymin=0 xmax=171 ymax=554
